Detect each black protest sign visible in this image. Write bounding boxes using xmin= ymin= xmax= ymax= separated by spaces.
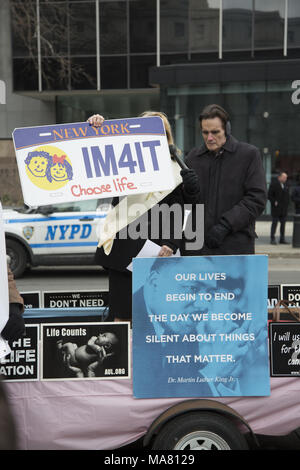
xmin=43 ymin=290 xmax=109 ymax=309
xmin=269 ymin=322 xmax=300 ymax=377
xmin=268 ymin=285 xmax=280 ymax=310
xmin=281 ymin=285 xmax=300 ymax=307
xmin=41 ymin=322 xmax=130 ymax=381
xmin=20 ymin=292 xmax=41 ymax=309
xmin=0 ymin=325 xmax=39 ymax=381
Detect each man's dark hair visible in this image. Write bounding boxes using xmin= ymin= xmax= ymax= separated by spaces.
xmin=198 ymin=104 xmax=230 ymax=131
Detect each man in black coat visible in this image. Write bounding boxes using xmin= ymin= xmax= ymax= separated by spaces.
xmin=291 ymin=175 xmax=300 ymax=215
xmin=183 ymin=104 xmax=267 ymax=256
xmin=268 ymin=171 xmax=289 ymax=244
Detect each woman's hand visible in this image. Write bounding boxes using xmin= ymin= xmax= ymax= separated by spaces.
xmin=87 ymin=114 xmax=105 ymax=127
xmin=158 ymin=245 xmax=173 ymax=257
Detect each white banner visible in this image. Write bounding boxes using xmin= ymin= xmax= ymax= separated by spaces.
xmin=0 ymin=202 xmax=10 ymax=358
xmin=13 ymin=117 xmax=176 ymax=207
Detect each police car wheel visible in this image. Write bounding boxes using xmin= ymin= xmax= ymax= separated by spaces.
xmin=6 ymin=239 xmax=28 ymax=278
xmin=152 ymin=412 xmax=249 ymax=450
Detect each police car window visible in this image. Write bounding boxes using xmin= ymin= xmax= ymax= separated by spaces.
xmin=46 ymin=200 xmax=99 ymax=213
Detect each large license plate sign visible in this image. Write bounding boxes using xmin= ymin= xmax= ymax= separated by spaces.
xmin=13 ymin=117 xmax=175 ymax=206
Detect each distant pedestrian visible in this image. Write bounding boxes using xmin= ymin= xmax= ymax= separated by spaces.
xmin=291 ymin=175 xmax=300 ymax=215
xmin=268 ymin=171 xmax=289 ymax=244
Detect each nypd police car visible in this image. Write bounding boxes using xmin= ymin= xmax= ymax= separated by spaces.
xmin=3 ymin=198 xmax=112 ymax=278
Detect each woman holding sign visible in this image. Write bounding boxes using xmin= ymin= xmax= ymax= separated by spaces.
xmin=88 ymin=112 xmax=200 ymax=323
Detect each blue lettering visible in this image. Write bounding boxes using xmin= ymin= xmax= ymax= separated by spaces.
xmin=81 ymin=224 xmax=92 ymax=239
xmin=45 ymin=224 xmax=92 ymax=241
xmin=45 ymin=225 xmax=58 ymax=241
xmin=69 ymin=224 xmax=81 ymax=239
xmin=142 ymin=140 xmax=160 ymax=171
xmin=118 ymin=144 xmax=137 ymax=173
xmin=135 ymin=142 xmax=145 ymax=172
xmin=59 ymin=225 xmax=70 ymax=240
xmin=82 ymin=147 xmax=93 ymax=178
xmin=91 ymin=145 xmax=118 ymax=177
xmin=82 ymin=140 xmax=161 ymax=177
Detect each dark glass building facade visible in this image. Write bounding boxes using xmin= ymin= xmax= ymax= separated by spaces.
xmin=10 ymin=0 xmax=300 ymax=214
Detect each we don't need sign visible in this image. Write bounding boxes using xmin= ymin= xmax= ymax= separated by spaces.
xmin=13 ymin=117 xmax=175 ymax=207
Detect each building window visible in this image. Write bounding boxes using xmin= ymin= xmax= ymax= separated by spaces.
xmin=174 ymin=22 xmax=185 ymax=38
xmin=254 ymin=0 xmax=284 ymax=50
xmin=129 ymin=0 xmax=156 ymax=54
xmin=288 ymin=0 xmax=300 ymax=52
xmin=222 ymin=0 xmax=253 ymax=54
xmin=100 ymin=1 xmax=127 ymax=55
xmin=189 ymin=1 xmax=219 ymax=53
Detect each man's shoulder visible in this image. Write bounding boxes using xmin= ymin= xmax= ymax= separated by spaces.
xmin=233 ymin=138 xmax=259 ymax=156
xmin=185 ymin=146 xmax=206 ymax=164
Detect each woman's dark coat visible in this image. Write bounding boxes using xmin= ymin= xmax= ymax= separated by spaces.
xmin=183 ymin=135 xmax=267 ymax=256
xmin=95 ymin=181 xmax=198 ymax=319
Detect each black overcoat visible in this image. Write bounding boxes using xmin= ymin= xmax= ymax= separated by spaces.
xmin=94 ymin=181 xmax=198 ymax=319
xmin=183 ymin=135 xmax=267 ymax=256
xmin=95 ymin=183 xmax=190 ymax=271
xmin=268 ymin=178 xmax=289 ymax=218
xmin=292 ymin=185 xmax=300 ymax=213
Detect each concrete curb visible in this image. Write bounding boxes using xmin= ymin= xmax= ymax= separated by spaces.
xmin=255 ymin=221 xmax=300 ymax=257
xmin=255 ymin=244 xmax=300 ymax=258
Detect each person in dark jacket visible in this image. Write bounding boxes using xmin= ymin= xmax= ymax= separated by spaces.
xmin=291 ymin=174 xmax=300 ymax=215
xmin=1 ymin=265 xmax=25 ymax=343
xmin=183 ymin=104 xmax=267 ymax=256
xmin=268 ymin=171 xmax=289 ymax=244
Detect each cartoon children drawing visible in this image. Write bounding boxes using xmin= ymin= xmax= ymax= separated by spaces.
xmin=24 ymin=150 xmax=52 ymax=179
xmin=48 ymin=154 xmax=73 ymax=183
xmin=25 ymin=149 xmax=73 ymax=187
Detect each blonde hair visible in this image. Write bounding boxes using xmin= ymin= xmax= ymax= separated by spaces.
xmin=140 ymin=110 xmax=174 ymax=146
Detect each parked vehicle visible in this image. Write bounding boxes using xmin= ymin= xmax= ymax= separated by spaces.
xmin=4 ymin=364 xmax=300 ymax=450
xmin=3 ymin=309 xmax=300 ymax=451
xmin=3 ymin=199 xmax=112 ymax=278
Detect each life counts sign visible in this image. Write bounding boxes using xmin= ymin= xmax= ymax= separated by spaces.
xmin=12 ymin=117 xmax=175 ymax=207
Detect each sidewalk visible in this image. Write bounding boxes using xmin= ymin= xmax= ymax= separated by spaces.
xmin=255 ymin=221 xmax=300 ymax=258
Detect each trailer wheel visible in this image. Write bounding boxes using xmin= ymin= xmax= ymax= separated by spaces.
xmin=6 ymin=239 xmax=28 ymax=278
xmin=152 ymin=411 xmax=248 ymax=450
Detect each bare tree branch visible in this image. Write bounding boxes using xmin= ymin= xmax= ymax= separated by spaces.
xmin=10 ymin=0 xmax=96 ymax=90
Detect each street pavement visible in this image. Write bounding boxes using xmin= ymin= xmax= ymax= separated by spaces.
xmin=15 ymin=220 xmax=300 ymax=293
xmin=255 ymin=220 xmax=300 ymax=258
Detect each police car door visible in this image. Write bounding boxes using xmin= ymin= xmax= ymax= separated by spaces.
xmin=34 ymin=199 xmax=109 ymax=257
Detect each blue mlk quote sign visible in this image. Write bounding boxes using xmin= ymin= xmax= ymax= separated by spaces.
xmin=132 ymin=255 xmax=270 ymax=398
